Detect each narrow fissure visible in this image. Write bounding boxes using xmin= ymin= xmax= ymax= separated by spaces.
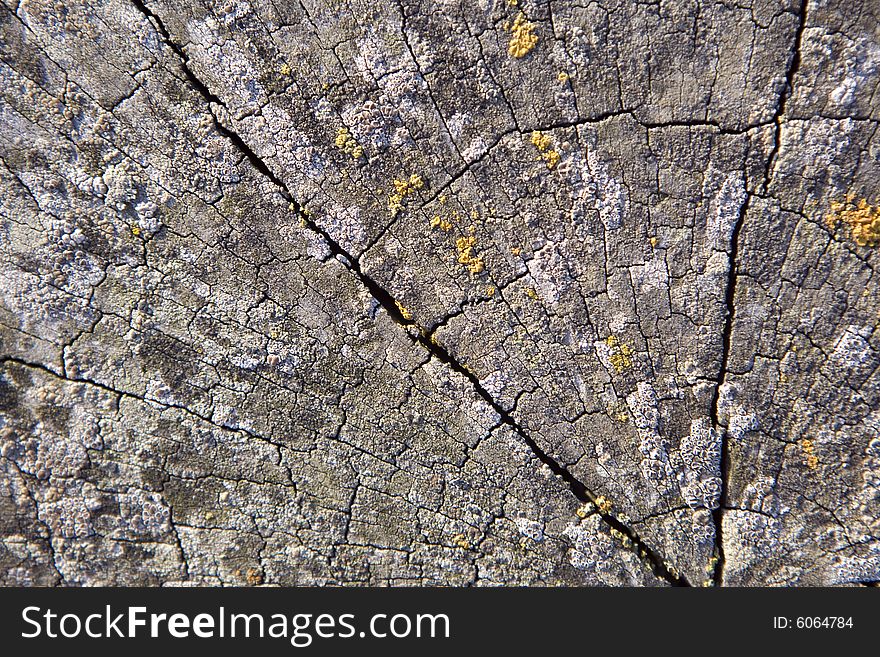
xmin=708 ymin=190 xmax=751 ymax=587
xmin=130 ymin=0 xmax=689 ymax=587
xmin=708 ymin=0 xmax=808 ymax=587
xmin=761 ymin=0 xmax=809 ymax=194
xmin=416 ymin=333 xmax=690 ymax=586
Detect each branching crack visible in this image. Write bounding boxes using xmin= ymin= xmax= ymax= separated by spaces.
xmin=128 ymin=0 xmax=689 ymax=586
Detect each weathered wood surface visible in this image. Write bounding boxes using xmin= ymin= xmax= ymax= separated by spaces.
xmin=1 ymin=0 xmax=878 ymax=586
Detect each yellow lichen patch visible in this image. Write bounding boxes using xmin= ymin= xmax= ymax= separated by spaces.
xmin=334 ymin=128 xmax=349 ymax=148
xmin=800 ymin=438 xmax=819 ymax=470
xmin=557 ymin=70 xmax=570 ymax=83
xmin=486 ymin=286 xmax=496 ymax=297
xmin=575 ymin=502 xmax=595 ymax=519
xmin=455 ymin=234 xmax=485 ymax=274
xmin=610 ymin=527 xmax=632 ymax=548
xmin=607 ymin=399 xmax=629 ymax=422
xmin=530 ymin=130 xmax=561 ymax=170
xmin=605 ymin=335 xmax=634 ymax=373
xmin=334 ymin=126 xmax=364 ymax=160
xmin=649 ymin=236 xmax=658 ymax=248
xmin=279 ymin=63 xmax=291 ymax=76
xmin=595 ymin=496 xmax=613 ymax=514
xmin=511 ymin=246 xmax=522 ymax=256
xmin=827 ymin=195 xmax=880 ymax=246
xmin=451 ymin=533 xmax=470 ymax=549
xmin=530 ymin=130 xmax=552 ymax=151
xmin=508 ymin=12 xmax=538 ymax=58
xmin=131 ymin=225 xmax=141 ymax=236
xmin=706 ymin=555 xmax=719 ymax=576
xmin=394 ymin=300 xmax=413 ymax=321
xmin=430 ymin=214 xmax=452 ymax=231
xmin=543 ymin=150 xmax=560 ymax=169
xmin=525 ymin=286 xmax=539 ymax=300
xmin=388 ymin=174 xmax=425 ymax=214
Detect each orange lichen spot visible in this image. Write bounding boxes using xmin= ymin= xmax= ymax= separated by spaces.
xmin=827 ymin=195 xmax=880 ymax=246
xmin=510 ymin=246 xmax=522 ymax=256
xmin=394 ymin=300 xmax=413 ymax=321
xmin=605 ymin=335 xmax=634 ymax=372
xmin=508 ymin=12 xmax=538 ymax=58
xmin=455 ymin=234 xmax=484 ymax=274
xmin=800 ymin=439 xmax=819 ymax=470
xmin=334 ymin=126 xmax=364 ymax=160
xmin=245 ymin=568 xmax=264 ymax=586
xmin=649 ymin=236 xmax=658 ymax=248
xmin=530 ymin=130 xmax=561 ymax=170
xmin=595 ymin=496 xmax=613 ymax=514
xmin=388 ymin=174 xmax=425 ymax=214
xmin=486 ymin=286 xmax=496 ymax=297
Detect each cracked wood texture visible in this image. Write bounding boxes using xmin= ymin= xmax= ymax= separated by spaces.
xmin=0 ymin=0 xmax=878 ymax=587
